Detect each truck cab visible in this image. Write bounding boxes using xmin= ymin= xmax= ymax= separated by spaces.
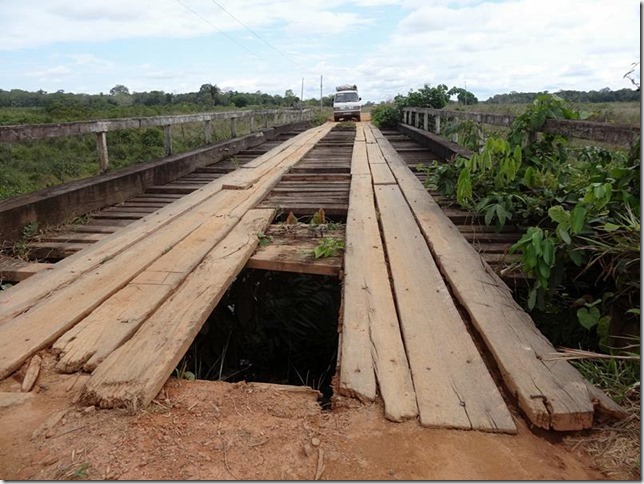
xmin=333 ymin=84 xmax=361 ymax=121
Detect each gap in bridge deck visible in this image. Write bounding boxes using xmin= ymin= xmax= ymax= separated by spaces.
xmin=174 ymin=269 xmax=341 ymax=409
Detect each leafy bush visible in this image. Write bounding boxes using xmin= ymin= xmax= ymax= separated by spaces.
xmin=427 ymin=93 xmax=640 ymax=349
xmin=370 ymin=104 xmax=401 ymax=129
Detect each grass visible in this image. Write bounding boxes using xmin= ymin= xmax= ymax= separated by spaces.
xmin=451 ymin=101 xmax=641 ymax=126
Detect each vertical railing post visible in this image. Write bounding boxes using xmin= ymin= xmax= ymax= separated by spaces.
xmin=163 ymin=125 xmax=172 ymax=156
xmin=96 ymin=131 xmax=109 ymax=172
xmin=205 ymin=119 xmax=212 ymax=144
xmin=249 ymin=112 xmax=255 ymax=133
xmin=230 ymin=116 xmax=237 ymax=138
xmin=435 ymin=115 xmax=441 ymax=135
xmin=424 ymin=111 xmax=429 ymax=131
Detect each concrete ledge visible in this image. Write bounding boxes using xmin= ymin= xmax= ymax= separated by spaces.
xmin=397 ymin=123 xmax=473 ymax=161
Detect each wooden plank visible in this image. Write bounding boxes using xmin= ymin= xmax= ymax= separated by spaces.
xmin=371 ymin=124 xmax=623 ymax=430
xmin=0 ymin=124 xmax=334 ymax=379
xmin=81 ymin=209 xmax=274 ymax=409
xmin=27 ymin=242 xmax=92 ymax=259
xmin=245 ymin=224 xmax=344 ymax=276
xmin=0 ymin=258 xmax=53 ymax=282
xmin=340 ymin=168 xmax=417 ymax=422
xmin=40 ymin=233 xmax=108 ymax=243
xmin=54 ymin=203 xmax=262 ymax=373
xmin=0 ymin=124 xmax=330 ymax=327
xmin=246 ymin=242 xmax=341 ymax=276
xmin=375 ymin=184 xmax=515 ymax=433
xmin=369 ymin=163 xmax=396 ymax=185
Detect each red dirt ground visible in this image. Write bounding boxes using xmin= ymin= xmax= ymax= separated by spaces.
xmin=0 ymin=350 xmax=612 ymax=480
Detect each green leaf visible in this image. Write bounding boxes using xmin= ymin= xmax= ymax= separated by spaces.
xmin=603 ymin=222 xmax=621 ymax=232
xmin=568 ymin=249 xmax=584 ymax=266
xmin=496 ymin=204 xmax=507 ymax=227
xmin=484 ymin=206 xmax=495 ymax=226
xmin=626 ymin=308 xmax=640 ymax=315
xmin=538 ymin=261 xmax=551 ymax=280
xmin=556 ymin=225 xmax=572 ymax=244
xmin=528 ymin=288 xmax=537 ymax=310
xmin=570 ymin=205 xmax=587 ymax=234
xmin=548 ymin=205 xmax=570 ymax=226
xmin=542 ymin=239 xmax=555 ymax=266
xmin=577 ymin=307 xmax=600 ymax=330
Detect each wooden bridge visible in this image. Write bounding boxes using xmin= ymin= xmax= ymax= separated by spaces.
xmin=0 ymin=117 xmax=628 ymax=434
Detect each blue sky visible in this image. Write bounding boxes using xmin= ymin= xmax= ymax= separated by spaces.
xmin=0 ymin=0 xmax=640 ymax=103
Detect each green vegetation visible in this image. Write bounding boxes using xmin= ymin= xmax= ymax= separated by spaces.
xmin=371 ymin=83 xmax=640 ymax=130
xmin=0 ymin=84 xmax=329 ymax=201
xmin=312 ymin=237 xmax=345 ymax=259
xmin=424 ymin=94 xmax=640 ymax=361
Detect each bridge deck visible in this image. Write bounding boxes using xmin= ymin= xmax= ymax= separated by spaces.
xmin=0 ymin=122 xmax=624 ymax=432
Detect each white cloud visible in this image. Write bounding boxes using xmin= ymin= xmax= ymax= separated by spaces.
xmin=0 ymin=0 xmax=638 ymax=102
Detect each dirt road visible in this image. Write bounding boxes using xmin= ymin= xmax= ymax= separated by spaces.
xmin=0 ymin=352 xmax=607 ymax=480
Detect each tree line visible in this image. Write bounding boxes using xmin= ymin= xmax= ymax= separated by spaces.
xmin=486 ymin=87 xmax=639 ymax=104
xmin=0 ymin=83 xmax=338 ymax=124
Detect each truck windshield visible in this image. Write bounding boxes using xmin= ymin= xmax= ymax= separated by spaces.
xmin=335 ymin=92 xmax=359 ymax=102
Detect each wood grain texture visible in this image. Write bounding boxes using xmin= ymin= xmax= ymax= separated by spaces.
xmin=375 ymin=184 xmax=515 ymax=433
xmin=340 ymin=132 xmax=417 ymax=421
xmin=370 ymin=124 xmax=623 ymax=430
xmin=0 ymin=125 xmax=328 ymax=326
xmin=0 ymin=124 xmax=333 ymax=380
xmin=81 ymin=209 xmax=274 ymax=409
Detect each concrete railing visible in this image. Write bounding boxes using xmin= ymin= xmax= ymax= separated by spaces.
xmin=0 ymin=108 xmax=313 ymax=172
xmin=402 ymin=107 xmax=640 ymax=146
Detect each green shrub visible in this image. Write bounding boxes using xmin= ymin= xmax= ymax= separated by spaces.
xmin=371 ymin=104 xmax=401 ymax=129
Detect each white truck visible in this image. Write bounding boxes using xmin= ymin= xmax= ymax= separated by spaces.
xmin=333 ymin=84 xmax=361 ymax=122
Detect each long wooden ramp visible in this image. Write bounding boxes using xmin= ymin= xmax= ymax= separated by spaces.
xmin=338 ymin=122 xmax=624 ymax=432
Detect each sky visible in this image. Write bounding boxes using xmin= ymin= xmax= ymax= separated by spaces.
xmin=0 ymin=0 xmax=640 ymax=103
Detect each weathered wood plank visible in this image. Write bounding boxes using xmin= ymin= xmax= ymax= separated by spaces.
xmin=0 ymin=124 xmax=330 ymax=327
xmin=245 ymin=224 xmax=344 ymax=276
xmin=81 ymin=209 xmax=274 ymax=409
xmin=0 ymin=257 xmax=53 ymax=282
xmin=369 ymin=163 xmax=396 ymax=185
xmin=340 ymin=164 xmax=417 ymax=421
xmin=375 ymin=184 xmax=515 ymax=433
xmin=53 ymin=202 xmax=252 ymax=373
xmin=0 ymin=124 xmax=333 ymax=379
xmin=371 ymin=124 xmax=624 ymax=430
xmin=246 ymin=242 xmax=341 ymax=276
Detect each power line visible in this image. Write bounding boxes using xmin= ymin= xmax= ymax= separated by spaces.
xmin=175 ymin=0 xmax=260 ymax=59
xmin=209 ymin=0 xmax=300 ymax=68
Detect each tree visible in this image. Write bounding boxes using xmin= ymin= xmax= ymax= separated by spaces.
xmin=109 ymin=85 xmax=130 ymax=96
xmin=198 ymin=83 xmax=221 ymax=106
xmin=448 ymin=87 xmax=478 ymax=105
xmin=395 ymin=84 xmax=450 ymax=109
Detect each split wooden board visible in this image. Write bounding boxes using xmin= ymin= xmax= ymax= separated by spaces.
xmin=374 ymin=183 xmax=515 ymax=433
xmin=82 ymin=209 xmax=274 ymax=409
xmin=340 ymin=132 xmax=417 ymax=422
xmin=369 ymin=124 xmax=625 ymax=430
xmin=0 ymin=124 xmax=333 ymax=380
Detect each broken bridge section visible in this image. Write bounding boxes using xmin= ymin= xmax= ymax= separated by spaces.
xmin=0 ymin=121 xmax=625 ymax=434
